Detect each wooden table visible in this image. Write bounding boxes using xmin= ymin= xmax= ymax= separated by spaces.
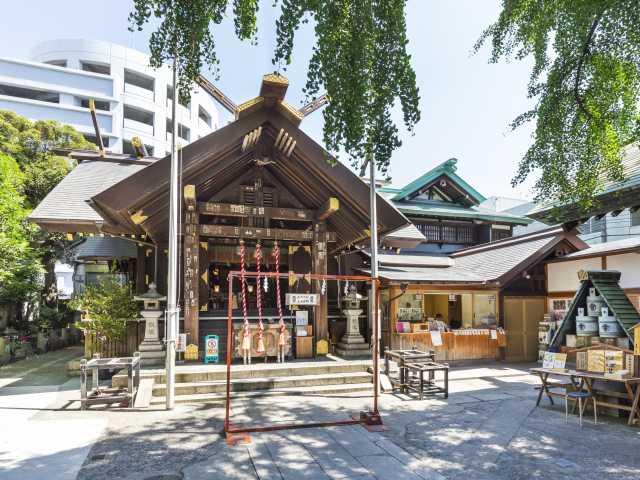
xmin=384 ymin=348 xmax=435 ymax=394
xmin=531 ymin=367 xmax=640 ymax=426
xmin=80 ymin=353 xmax=140 ymax=410
xmin=405 ymin=362 xmax=449 ymax=399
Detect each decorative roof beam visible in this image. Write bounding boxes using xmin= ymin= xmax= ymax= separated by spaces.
xmin=199 ymin=224 xmax=336 ymax=242
xmin=241 ymin=126 xmax=262 ymax=152
xmin=198 ymin=202 xmax=314 ymax=221
xmin=299 ymin=94 xmax=329 ymax=117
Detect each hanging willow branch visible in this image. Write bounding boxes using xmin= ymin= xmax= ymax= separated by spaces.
xmin=129 ymin=0 xmax=420 ymax=175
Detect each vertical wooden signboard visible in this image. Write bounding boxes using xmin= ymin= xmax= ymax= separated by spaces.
xmin=184 ymin=185 xmax=200 ymax=345
xmin=312 ymin=222 xmax=328 ymax=342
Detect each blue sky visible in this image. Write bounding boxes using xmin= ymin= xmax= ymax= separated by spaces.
xmin=0 ymin=0 xmax=537 ymax=200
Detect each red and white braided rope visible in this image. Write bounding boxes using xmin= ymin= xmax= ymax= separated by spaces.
xmin=240 ymin=241 xmax=250 ymax=351
xmin=255 ymin=243 xmax=265 ymax=354
xmin=274 ymin=242 xmax=286 ymax=346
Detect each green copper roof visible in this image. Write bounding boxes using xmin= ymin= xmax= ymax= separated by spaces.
xmin=395 ymin=200 xmax=533 ymax=225
xmin=392 ymin=158 xmax=487 ymax=204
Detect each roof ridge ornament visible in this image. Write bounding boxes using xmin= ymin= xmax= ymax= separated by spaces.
xmin=443 ymin=158 xmax=458 ymax=172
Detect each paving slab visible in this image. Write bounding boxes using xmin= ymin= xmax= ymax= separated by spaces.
xmin=325 ymin=425 xmax=385 ymax=458
xmin=357 ymin=454 xmax=424 ymax=480
xmin=247 ymin=438 xmax=284 ymax=480
xmin=374 ymin=438 xmax=446 ymax=480
xmin=184 ymin=446 xmax=257 ymax=480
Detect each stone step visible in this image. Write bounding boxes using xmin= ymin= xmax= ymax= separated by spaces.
xmin=113 ymin=360 xmax=370 ymax=388
xmin=149 ymin=382 xmax=373 ymax=405
xmin=152 ymin=371 xmax=373 ymax=396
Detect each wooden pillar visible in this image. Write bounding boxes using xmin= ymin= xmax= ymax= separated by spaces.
xmin=184 ymin=185 xmax=200 ymax=346
xmin=156 ymin=243 xmax=168 ymax=295
xmin=312 ymin=221 xmax=328 ymax=343
xmin=135 ymin=245 xmax=146 ymax=294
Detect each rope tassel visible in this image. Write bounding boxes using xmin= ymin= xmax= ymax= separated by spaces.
xmin=255 ymin=243 xmax=265 ymax=355
xmin=240 ymin=241 xmax=251 ymax=353
xmin=274 ymin=242 xmax=286 ymax=348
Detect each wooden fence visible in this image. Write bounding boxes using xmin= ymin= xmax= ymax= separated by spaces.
xmin=83 ymin=321 xmax=146 ymax=359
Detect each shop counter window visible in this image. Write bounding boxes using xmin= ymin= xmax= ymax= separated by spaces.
xmin=473 ymin=294 xmax=497 ymax=327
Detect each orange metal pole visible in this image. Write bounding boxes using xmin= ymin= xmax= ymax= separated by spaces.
xmin=373 ymin=278 xmax=380 ymax=414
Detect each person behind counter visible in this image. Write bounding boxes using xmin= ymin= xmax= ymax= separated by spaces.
xmin=429 ymin=313 xmax=450 ymax=332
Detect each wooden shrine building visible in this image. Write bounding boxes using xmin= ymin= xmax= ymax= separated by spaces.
xmin=31 ymin=74 xmax=414 ymax=358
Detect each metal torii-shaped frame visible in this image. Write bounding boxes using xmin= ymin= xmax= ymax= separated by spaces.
xmin=224 ymin=270 xmax=382 ymax=445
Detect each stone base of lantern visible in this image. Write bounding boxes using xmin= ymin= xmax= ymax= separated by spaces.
xmin=138 ymin=340 xmax=165 ymax=366
xmin=335 ymin=309 xmax=371 ymax=358
xmin=138 ymin=310 xmax=165 ymax=367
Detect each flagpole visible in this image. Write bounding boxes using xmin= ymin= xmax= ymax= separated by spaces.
xmin=369 ymin=155 xmax=380 ymax=404
xmin=165 ymin=56 xmax=179 ymax=410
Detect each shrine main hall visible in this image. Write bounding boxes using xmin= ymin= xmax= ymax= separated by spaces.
xmin=31 ymin=74 xmax=415 ymax=360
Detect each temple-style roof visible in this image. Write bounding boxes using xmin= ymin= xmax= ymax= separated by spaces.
xmin=529 ymin=142 xmax=640 ymax=224
xmin=380 ymin=158 xmax=532 ymax=226
xmin=90 ymin=75 xmax=411 ymax=249
xmin=358 ymin=226 xmax=586 ymax=286
xmin=29 ymin=156 xmax=153 ymax=234
xmin=390 ymin=158 xmax=486 ymax=205
xmin=546 ymin=237 xmax=640 ymax=262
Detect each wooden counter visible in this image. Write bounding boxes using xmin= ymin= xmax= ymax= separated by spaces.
xmin=391 ymin=330 xmax=506 ymax=361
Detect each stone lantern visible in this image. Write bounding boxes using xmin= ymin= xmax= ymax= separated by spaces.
xmin=335 ymin=284 xmax=371 ymax=357
xmin=134 ymin=283 xmax=166 ymax=366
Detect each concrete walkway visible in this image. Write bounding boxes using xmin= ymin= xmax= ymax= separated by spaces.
xmin=0 ymin=347 xmax=107 ymax=480
xmin=3 ymin=357 xmax=640 ymax=479
xmin=77 ymin=363 xmax=640 ymax=480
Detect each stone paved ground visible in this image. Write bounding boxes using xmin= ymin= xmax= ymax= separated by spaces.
xmin=2 ymin=352 xmax=640 ymax=479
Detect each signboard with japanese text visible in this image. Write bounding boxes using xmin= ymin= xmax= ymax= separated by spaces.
xmin=286 ymin=293 xmax=319 ymax=306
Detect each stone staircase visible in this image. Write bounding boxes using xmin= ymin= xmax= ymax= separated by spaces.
xmin=113 ymin=359 xmax=373 ymax=405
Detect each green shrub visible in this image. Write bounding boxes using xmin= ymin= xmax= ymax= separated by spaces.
xmin=70 ymin=279 xmax=139 ymax=342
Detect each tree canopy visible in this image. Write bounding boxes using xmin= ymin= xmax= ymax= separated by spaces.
xmin=129 ymin=0 xmax=420 ymax=175
xmin=0 ymin=111 xmax=94 ymax=308
xmin=0 ymin=110 xmax=93 ymax=207
xmin=0 ymin=153 xmax=40 ymax=304
xmin=477 ymin=0 xmax=640 ymax=209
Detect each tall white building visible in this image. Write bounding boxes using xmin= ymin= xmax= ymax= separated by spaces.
xmin=0 ymin=39 xmax=220 ymax=155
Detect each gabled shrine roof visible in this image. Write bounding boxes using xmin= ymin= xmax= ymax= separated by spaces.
xmin=90 ymin=75 xmax=412 ymax=249
xmin=379 ymin=158 xmax=531 ymax=226
xmin=391 ymin=158 xmax=486 ymax=205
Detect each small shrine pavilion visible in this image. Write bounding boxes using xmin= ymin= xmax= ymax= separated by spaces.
xmin=30 ymin=74 xmax=415 ymax=359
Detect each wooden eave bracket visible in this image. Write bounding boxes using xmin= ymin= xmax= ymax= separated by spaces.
xmin=131 ymin=209 xmax=148 ymax=225
xmin=317 ymin=197 xmax=340 ymax=221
